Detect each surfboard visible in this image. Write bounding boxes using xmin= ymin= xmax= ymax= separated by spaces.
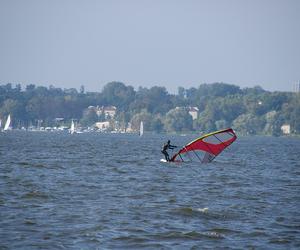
xmin=160 ymin=159 xmax=168 ymax=163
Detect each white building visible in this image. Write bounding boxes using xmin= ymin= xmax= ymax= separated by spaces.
xmin=188 ymin=107 xmax=199 ymax=120
xmin=95 ymin=121 xmax=110 ymax=131
xmin=103 ymin=106 xmax=117 ymax=118
xmin=88 ymin=105 xmax=117 ymax=118
xmin=281 ymin=124 xmax=291 ymax=135
xmin=174 ymin=106 xmax=199 ymax=120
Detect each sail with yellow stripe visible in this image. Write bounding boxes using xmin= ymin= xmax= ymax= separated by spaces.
xmin=170 ymin=128 xmax=237 ymax=163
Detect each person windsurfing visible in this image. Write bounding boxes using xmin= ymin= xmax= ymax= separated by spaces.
xmin=161 ymin=140 xmax=177 ymax=162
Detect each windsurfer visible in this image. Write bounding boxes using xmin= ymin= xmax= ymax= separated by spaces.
xmin=161 ymin=140 xmax=177 ymax=161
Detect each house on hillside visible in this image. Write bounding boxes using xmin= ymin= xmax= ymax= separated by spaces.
xmin=95 ymin=121 xmax=110 ymax=131
xmin=87 ymin=105 xmax=117 ymax=119
xmin=188 ymin=107 xmax=199 ymax=120
xmin=103 ymin=106 xmax=117 ymax=118
xmin=174 ymin=106 xmax=199 ymax=120
xmin=281 ymin=124 xmax=291 ymax=135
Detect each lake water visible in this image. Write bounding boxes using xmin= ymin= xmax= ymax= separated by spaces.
xmin=0 ymin=132 xmax=300 ymax=249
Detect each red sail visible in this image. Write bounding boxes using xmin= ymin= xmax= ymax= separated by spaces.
xmin=170 ymin=128 xmax=237 ymax=163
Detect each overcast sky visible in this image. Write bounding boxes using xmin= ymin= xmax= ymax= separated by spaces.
xmin=0 ymin=0 xmax=299 ymax=93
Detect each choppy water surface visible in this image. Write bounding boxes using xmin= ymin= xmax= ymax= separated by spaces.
xmin=0 ymin=132 xmax=300 ymax=249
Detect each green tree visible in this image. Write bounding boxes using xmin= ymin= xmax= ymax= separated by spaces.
xmin=232 ymin=113 xmax=265 ymax=135
xmin=115 ymin=111 xmax=130 ymax=131
xmin=131 ymin=86 xmax=173 ymax=114
xmin=263 ymin=110 xmax=284 ymax=136
xmin=102 ymin=82 xmax=135 ymax=111
xmin=164 ymin=108 xmax=193 ymax=132
xmin=130 ymin=110 xmax=153 ymax=131
xmin=215 ymin=119 xmax=229 ymax=130
xmin=0 ymin=99 xmax=25 ymax=128
xmin=289 ymin=95 xmax=300 ymax=133
xmin=197 ymin=82 xmax=241 ymax=97
xmin=80 ymin=108 xmax=98 ymax=127
xmin=178 ymin=87 xmax=186 ymax=99
xmin=0 ymin=82 xmax=299 ymax=135
xmin=194 ymin=111 xmax=216 ymax=132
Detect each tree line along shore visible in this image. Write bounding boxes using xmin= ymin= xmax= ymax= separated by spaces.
xmin=0 ymin=82 xmax=299 ymax=136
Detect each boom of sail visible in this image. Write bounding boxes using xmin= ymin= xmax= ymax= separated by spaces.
xmin=170 ymin=128 xmax=237 ymax=163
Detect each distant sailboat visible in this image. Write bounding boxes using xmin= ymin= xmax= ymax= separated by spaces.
xmin=3 ymin=114 xmax=11 ymax=131
xmin=70 ymin=120 xmax=75 ymax=134
xmin=139 ymin=121 xmax=144 ymax=136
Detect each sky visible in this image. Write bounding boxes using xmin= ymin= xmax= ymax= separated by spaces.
xmin=0 ymin=0 xmax=299 ymax=93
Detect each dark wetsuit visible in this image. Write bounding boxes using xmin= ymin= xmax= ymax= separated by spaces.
xmin=161 ymin=141 xmax=177 ymax=162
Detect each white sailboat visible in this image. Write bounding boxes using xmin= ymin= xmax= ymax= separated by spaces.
xmin=139 ymin=121 xmax=144 ymax=136
xmin=3 ymin=114 xmax=11 ymax=131
xmin=70 ymin=120 xmax=75 ymax=134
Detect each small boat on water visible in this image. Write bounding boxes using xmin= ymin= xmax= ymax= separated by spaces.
xmin=70 ymin=120 xmax=75 ymax=134
xmin=139 ymin=121 xmax=144 ymax=137
xmin=69 ymin=120 xmax=83 ymax=134
xmin=3 ymin=114 xmax=12 ymax=131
